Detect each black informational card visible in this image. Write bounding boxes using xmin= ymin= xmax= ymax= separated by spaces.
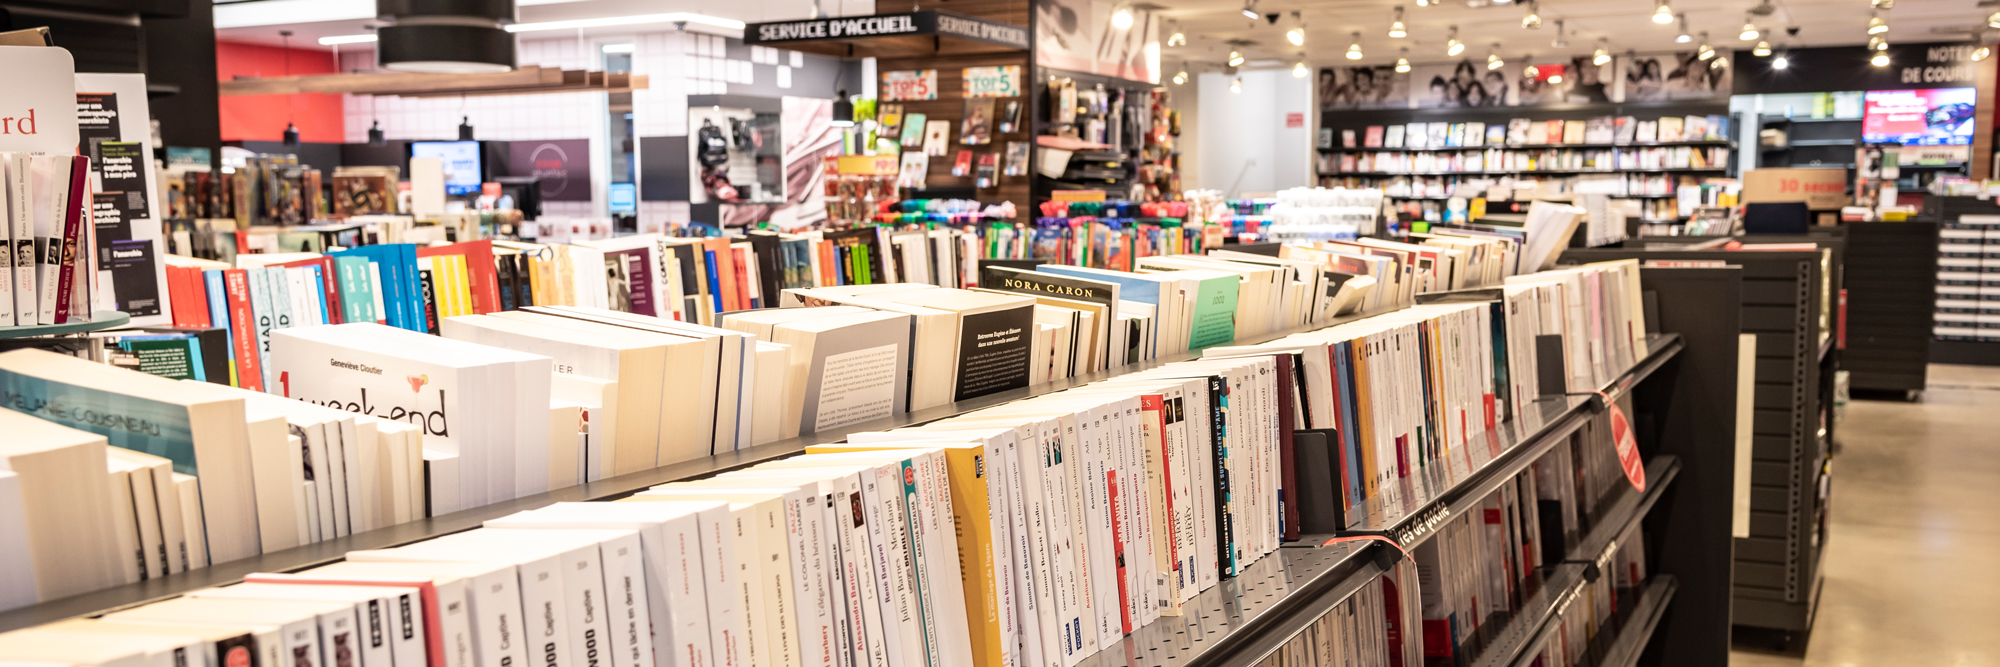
xmin=953 ymin=306 xmax=1032 ymax=401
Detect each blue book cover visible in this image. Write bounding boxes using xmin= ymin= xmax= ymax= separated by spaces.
xmin=0 ymin=363 xmax=201 ymax=475
xmin=704 ymin=249 xmax=724 ymax=313
xmin=400 ymin=245 xmax=426 ymax=333
xmin=1334 ymin=340 xmax=1365 ymax=517
xmin=331 ymin=247 xmax=396 ymax=329
xmin=202 ymin=270 xmax=234 ymax=376
xmin=308 ymin=265 xmax=331 ymax=324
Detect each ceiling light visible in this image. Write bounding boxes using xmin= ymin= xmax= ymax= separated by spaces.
xmin=1740 ymin=16 xmax=1759 ymax=41
xmin=1551 ymin=19 xmax=1567 ymax=47
xmin=1773 ymin=54 xmax=1789 ymax=69
xmin=1242 ymin=0 xmax=1260 ymax=20
xmin=1549 ymin=73 xmax=1563 ymax=83
xmin=1289 ymin=13 xmax=1307 ymax=46
xmin=832 ymin=90 xmax=854 ymax=127
xmin=1870 ymin=35 xmax=1887 ymax=50
xmin=319 ymin=33 xmax=378 ymax=46
xmin=1522 ymin=1 xmax=1540 ymax=29
xmin=1228 ymin=50 xmax=1245 ymax=66
xmin=1294 ymin=61 xmax=1309 ymax=77
xmin=1524 ymin=59 xmax=1539 ymax=78
xmin=1974 ymin=46 xmax=1992 ymax=61
xmin=1652 ymin=0 xmax=1674 ymax=24
xmin=1675 ymin=14 xmax=1691 ymax=43
xmin=1593 ymin=38 xmax=1611 ymax=66
xmin=1231 ymin=76 xmax=1243 ymax=93
xmin=1168 ymin=21 xmax=1186 ymax=46
xmin=1867 ymin=13 xmax=1887 ymax=35
xmin=1396 ymin=48 xmax=1412 ymax=72
xmin=1697 ymin=32 xmax=1714 ymax=60
xmin=507 ymin=12 xmax=745 ymax=33
xmin=1872 ymin=0 xmax=1892 ymax=7
xmin=1112 ymin=6 xmax=1134 ymax=29
xmin=1447 ymin=26 xmax=1464 ymax=56
xmin=1990 ymin=12 xmax=2000 ymax=29
xmin=1389 ymin=6 xmax=1407 ymax=38
xmin=1872 ymin=51 xmax=1890 ymax=66
xmin=1710 ymin=56 xmax=1728 ymax=69
xmin=1346 ymin=32 xmax=1363 ymax=59
xmin=1173 ymin=66 xmax=1188 ymax=84
xmin=1416 ymin=0 xmax=1427 ymax=7
xmin=1487 ymin=44 xmax=1504 ymax=69
xmin=601 ymin=43 xmax=635 ymax=53
xmin=1753 ymin=40 xmax=1771 ymax=56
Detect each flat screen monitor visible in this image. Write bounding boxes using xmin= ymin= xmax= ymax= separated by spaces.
xmin=1862 ymin=88 xmax=1976 ymax=146
xmin=608 ymin=182 xmax=637 ymax=213
xmin=409 ymin=140 xmax=483 ymax=195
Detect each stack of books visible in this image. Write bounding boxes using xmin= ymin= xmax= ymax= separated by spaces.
xmin=0 ymin=154 xmax=96 ymax=328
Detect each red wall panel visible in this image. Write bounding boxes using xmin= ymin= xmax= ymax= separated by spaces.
xmin=216 ymin=40 xmax=344 ymax=143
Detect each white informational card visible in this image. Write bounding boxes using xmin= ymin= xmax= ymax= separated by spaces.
xmin=77 ymin=72 xmax=171 ymax=326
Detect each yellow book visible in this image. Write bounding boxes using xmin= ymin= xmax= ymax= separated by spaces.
xmin=448 ymin=254 xmax=473 ymax=316
xmin=1352 ymin=337 xmax=1380 ymax=519
xmin=807 ymin=441 xmax=1007 ymax=667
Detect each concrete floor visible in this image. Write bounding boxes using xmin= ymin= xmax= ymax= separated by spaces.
xmin=1730 ymin=364 xmax=2000 ymax=666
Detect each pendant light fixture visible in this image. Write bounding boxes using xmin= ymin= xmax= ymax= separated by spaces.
xmin=458 ymin=116 xmax=474 ymax=140
xmin=1739 ymin=14 xmax=1759 ymax=41
xmin=1167 ymin=21 xmax=1186 ymax=46
xmin=1294 ymin=60 xmax=1309 ymax=77
xmin=1593 ymin=37 xmax=1611 ymax=66
xmin=1523 ymin=55 xmax=1539 ymax=79
xmin=1388 ymin=6 xmax=1407 ymax=38
xmin=1172 ymin=64 xmax=1188 ymax=85
xmin=1753 ymin=40 xmax=1772 ymax=56
xmin=1521 ymin=1 xmax=1540 ymax=29
xmin=377 ymin=0 xmax=516 ymax=73
xmin=1710 ymin=54 xmax=1729 ymax=69
xmin=1652 ymin=0 xmax=1674 ymax=24
xmin=1487 ymin=44 xmax=1504 ymax=70
xmin=1551 ymin=19 xmax=1567 ymax=48
xmin=279 ymin=30 xmax=301 ymax=146
xmin=1111 ymin=5 xmax=1133 ymax=30
xmin=1241 ymin=0 xmax=1259 ymax=21
xmin=1696 ymin=32 xmax=1715 ymax=60
xmin=368 ymin=121 xmax=386 ymax=146
xmin=1872 ymin=50 xmax=1890 ymax=66
xmin=1974 ymin=45 xmax=1992 ymax=61
xmin=1675 ymin=14 xmax=1691 ymax=43
xmin=1989 ymin=11 xmax=2000 ymax=29
xmin=1867 ymin=12 xmax=1887 ymax=35
xmin=1231 ymin=76 xmax=1243 ymax=93
xmin=1288 ymin=12 xmax=1307 ymax=46
xmin=1871 ymin=0 xmax=1892 ymax=8
xmin=831 ymin=90 xmax=855 ymax=127
xmin=1228 ymin=49 xmax=1245 ymax=67
xmin=1446 ymin=26 xmax=1465 ymax=56
xmin=1396 ymin=47 xmax=1412 ymax=72
xmin=1773 ymin=53 xmax=1789 ymax=69
xmin=1346 ymin=32 xmax=1363 ymax=59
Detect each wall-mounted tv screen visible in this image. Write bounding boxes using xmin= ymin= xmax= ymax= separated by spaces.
xmin=409 ymin=140 xmax=484 ymax=195
xmin=1862 ymin=88 xmax=1976 ymax=146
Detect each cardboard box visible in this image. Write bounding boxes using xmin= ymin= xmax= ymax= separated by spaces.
xmin=1743 ymin=168 xmax=1849 ymax=210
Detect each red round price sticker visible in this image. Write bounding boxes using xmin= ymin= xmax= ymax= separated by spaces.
xmin=1604 ymin=394 xmax=1644 ymax=492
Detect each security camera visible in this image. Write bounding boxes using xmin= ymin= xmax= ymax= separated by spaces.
xmin=1266 ymin=12 xmax=1281 ymax=24
xmin=674 ymin=20 xmax=689 ymax=31
xmin=1785 ymin=26 xmax=1800 ymax=37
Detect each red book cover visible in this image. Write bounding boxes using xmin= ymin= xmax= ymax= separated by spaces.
xmin=416 ymin=240 xmax=500 ymax=314
xmin=164 ymin=266 xmax=189 ymax=327
xmin=190 ymin=267 xmax=213 ymax=328
xmin=1107 ymin=468 xmax=1132 ymax=634
xmin=276 ymin=256 xmax=343 ymax=324
xmin=1140 ymin=393 xmax=1180 ymax=589
xmin=1274 ymin=353 xmax=1301 ymax=541
xmin=222 ymin=269 xmax=263 ymax=391
xmin=731 ymin=246 xmax=753 ymax=308
xmin=51 ymin=156 xmax=86 ymax=323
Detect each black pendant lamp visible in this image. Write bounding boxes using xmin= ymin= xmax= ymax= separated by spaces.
xmin=458 ymin=116 xmax=475 ymax=140
xmin=283 ymin=123 xmax=301 ymax=146
xmin=281 ymin=30 xmax=301 ymax=146
xmin=831 ymin=89 xmax=854 ymax=127
xmin=377 ymin=0 xmax=516 ymax=74
xmin=368 ymin=121 xmax=386 ymax=146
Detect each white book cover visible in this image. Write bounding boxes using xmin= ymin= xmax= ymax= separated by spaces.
xmin=185 ymin=583 xmax=405 ymax=667
xmin=0 ymin=471 xmax=35 ymax=610
xmin=634 ymin=489 xmax=801 ymax=667
xmin=346 ymin=541 xmax=548 ymax=667
xmin=8 ymin=154 xmax=30 ymax=326
xmin=30 ymin=156 xmax=59 ymax=325
xmin=485 ymin=502 xmax=721 ymax=667
xmin=0 ymin=157 xmax=11 ymax=327
xmin=250 ymin=563 xmax=487 ymax=667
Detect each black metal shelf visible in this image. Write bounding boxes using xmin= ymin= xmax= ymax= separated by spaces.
xmin=1592 ymin=576 xmax=1680 ymax=667
xmin=1318 ymin=141 xmax=1733 ymax=153
xmin=1475 ymin=456 xmax=1681 ymax=667
xmin=1071 ymin=334 xmax=1684 ymax=667
xmin=1320 ymin=168 xmax=1727 ymax=177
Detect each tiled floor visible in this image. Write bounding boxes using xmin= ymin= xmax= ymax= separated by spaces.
xmin=1730 ymin=364 xmax=2000 ymax=666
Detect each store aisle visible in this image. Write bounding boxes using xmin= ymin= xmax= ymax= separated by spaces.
xmin=1731 ymin=365 xmax=2000 ymax=666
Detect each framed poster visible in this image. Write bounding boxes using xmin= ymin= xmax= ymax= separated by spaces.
xmin=883 ymin=70 xmax=937 ymax=101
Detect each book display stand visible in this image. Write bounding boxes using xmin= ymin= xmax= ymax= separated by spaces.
xmin=0 ymin=312 xmax=130 ymax=339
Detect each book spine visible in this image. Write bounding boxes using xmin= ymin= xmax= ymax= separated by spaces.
xmin=856 ymin=470 xmax=911 ymax=667
xmin=595 ymin=532 xmax=655 ymax=667
xmin=247 ymin=267 xmax=279 ymax=391
xmin=317 ymin=260 xmax=343 ymax=324
xmin=553 ymin=546 xmax=610 ymax=667
xmin=367 ymin=261 xmax=389 ymax=325
xmin=35 ymin=157 xmax=62 ymax=324
xmin=10 ymin=155 xmax=33 ymax=324
xmin=752 ymin=497 xmax=799 ymax=667
xmin=0 ymin=156 xmax=12 ymax=326
xmin=52 ymin=157 xmax=85 ymax=323
xmin=220 ymin=270 xmax=260 ymax=390
xmin=419 ymin=266 xmax=440 ymax=335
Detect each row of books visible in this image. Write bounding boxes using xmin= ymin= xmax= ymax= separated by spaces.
xmin=1344 ymin=173 xmax=1697 ymax=201
xmin=1318 ymin=146 xmax=1730 ymax=175
xmin=1329 ymin=114 xmax=1732 ymax=151
xmin=0 ymin=153 xmax=94 ymax=327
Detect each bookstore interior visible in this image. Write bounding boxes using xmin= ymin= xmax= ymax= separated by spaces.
xmin=0 ymin=0 xmax=1997 ymax=665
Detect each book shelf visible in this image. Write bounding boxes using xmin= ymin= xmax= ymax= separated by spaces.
xmin=0 ymin=312 xmax=131 ymax=339
xmin=1568 ymin=245 xmax=1836 ymax=640
xmin=0 ymin=271 xmax=1746 ymax=667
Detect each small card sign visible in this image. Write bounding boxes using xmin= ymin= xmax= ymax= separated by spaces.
xmin=883 ymin=70 xmax=937 ymax=101
xmin=962 ymin=66 xmax=1021 ymax=98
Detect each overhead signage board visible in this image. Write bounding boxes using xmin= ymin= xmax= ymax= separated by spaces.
xmin=746 ymin=11 xmax=1028 ymax=50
